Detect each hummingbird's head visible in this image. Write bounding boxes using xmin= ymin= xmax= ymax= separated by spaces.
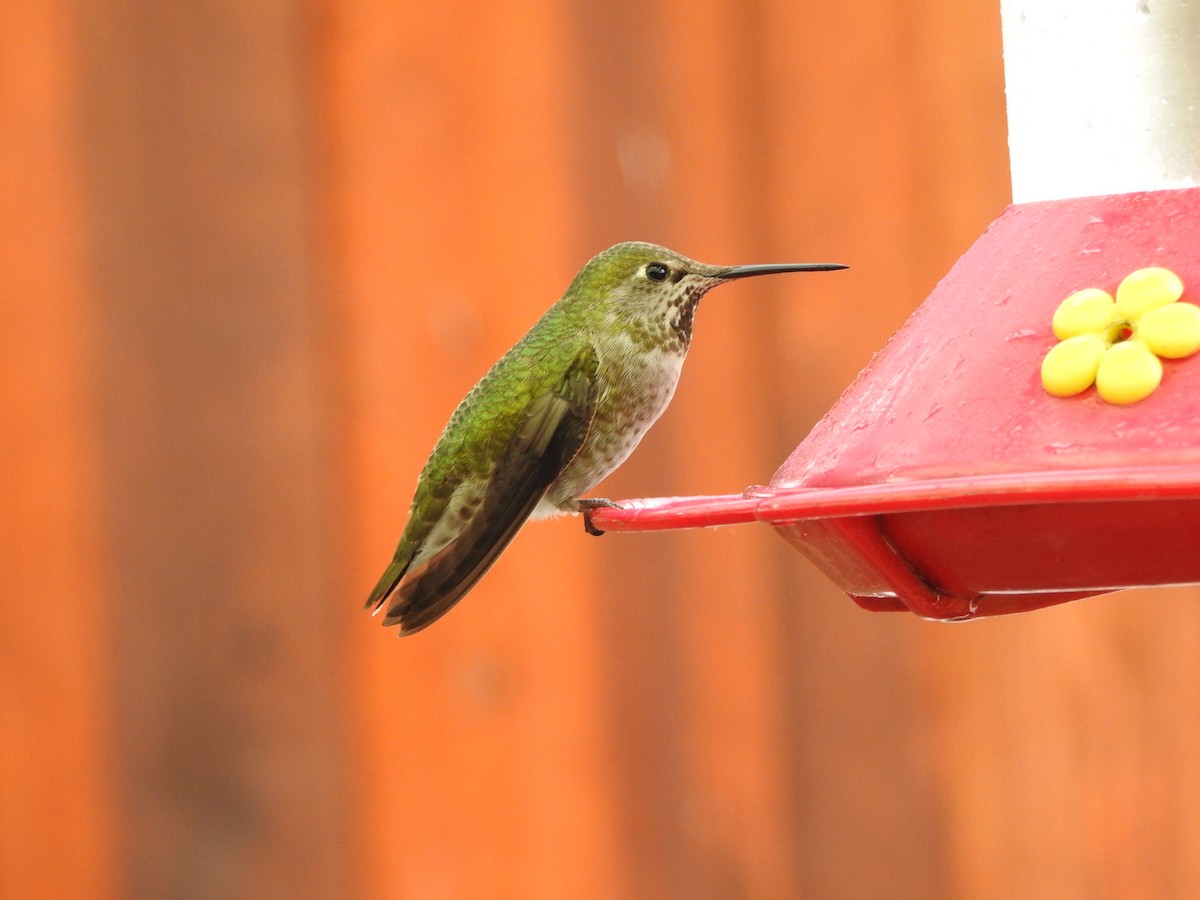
xmin=567 ymin=241 xmax=846 ymax=352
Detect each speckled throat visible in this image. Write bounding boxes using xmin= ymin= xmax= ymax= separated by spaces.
xmin=609 ymin=279 xmax=714 ymax=356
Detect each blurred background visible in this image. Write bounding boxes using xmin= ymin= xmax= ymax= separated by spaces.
xmin=6 ymin=0 xmax=1200 ymax=897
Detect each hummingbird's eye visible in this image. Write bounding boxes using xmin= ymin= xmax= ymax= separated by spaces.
xmin=645 ymin=262 xmax=670 ymax=282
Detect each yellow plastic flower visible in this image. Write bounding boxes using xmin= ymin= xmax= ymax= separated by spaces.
xmin=1041 ymin=267 xmax=1200 ymax=404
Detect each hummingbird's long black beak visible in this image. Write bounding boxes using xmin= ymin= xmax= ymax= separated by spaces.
xmin=718 ymin=262 xmax=848 ymax=279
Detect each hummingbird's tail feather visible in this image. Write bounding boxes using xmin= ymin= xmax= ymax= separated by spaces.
xmin=381 ymin=345 xmax=600 ymax=635
xmin=364 ymin=554 xmax=411 ymax=615
xmin=380 ymin=484 xmax=538 ymax=634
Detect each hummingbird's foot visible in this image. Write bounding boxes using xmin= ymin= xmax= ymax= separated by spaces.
xmin=576 ymin=498 xmax=622 ymax=536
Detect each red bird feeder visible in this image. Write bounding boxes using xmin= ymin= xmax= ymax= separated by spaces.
xmin=589 ymin=3 xmax=1200 ymax=618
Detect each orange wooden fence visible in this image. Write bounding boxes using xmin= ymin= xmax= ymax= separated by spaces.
xmin=5 ymin=0 xmax=1200 ymax=897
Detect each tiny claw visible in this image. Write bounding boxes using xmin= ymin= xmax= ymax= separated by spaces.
xmin=577 ymin=498 xmax=621 ymax=536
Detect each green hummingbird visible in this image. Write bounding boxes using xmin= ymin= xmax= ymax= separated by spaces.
xmin=365 ymin=241 xmax=846 ymax=634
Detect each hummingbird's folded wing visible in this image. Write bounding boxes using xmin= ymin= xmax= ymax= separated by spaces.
xmin=382 ymin=345 xmax=599 ymax=635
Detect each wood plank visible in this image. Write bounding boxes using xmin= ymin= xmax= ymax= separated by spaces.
xmin=0 ymin=2 xmax=119 ymax=895
xmin=73 ymin=1 xmax=351 ymax=895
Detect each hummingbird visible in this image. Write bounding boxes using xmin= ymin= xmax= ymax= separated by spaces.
xmin=365 ymin=241 xmax=846 ymax=634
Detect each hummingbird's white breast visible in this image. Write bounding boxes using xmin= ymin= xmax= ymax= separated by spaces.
xmin=535 ymin=336 xmax=687 ymax=516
